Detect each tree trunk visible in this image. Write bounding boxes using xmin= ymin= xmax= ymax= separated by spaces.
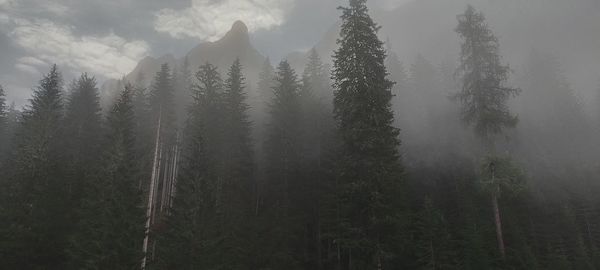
xmin=142 ymin=109 xmax=162 ymax=270
xmin=492 ymin=191 xmax=505 ymax=259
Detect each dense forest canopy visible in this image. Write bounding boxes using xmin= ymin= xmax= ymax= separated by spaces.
xmin=1 ymin=0 xmax=600 ymax=269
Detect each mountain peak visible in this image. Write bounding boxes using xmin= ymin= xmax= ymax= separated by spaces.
xmin=231 ymin=20 xmax=249 ymax=34
xmin=221 ymin=20 xmax=250 ymax=45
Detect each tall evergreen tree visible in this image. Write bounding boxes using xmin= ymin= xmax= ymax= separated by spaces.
xmin=252 ymin=57 xmax=277 ymax=219
xmin=300 ymin=49 xmax=337 ymax=269
xmin=205 ymin=58 xmax=254 ymax=268
xmin=261 ymin=60 xmax=304 ymax=269
xmin=222 ymin=58 xmax=254 ymax=215
xmin=155 ymin=62 xmax=229 ymax=269
xmin=150 ymin=63 xmax=177 ymax=144
xmin=455 ymin=5 xmax=520 ymax=260
xmin=2 ymin=65 xmax=69 ymax=269
xmin=68 ymin=84 xmax=145 ymax=269
xmin=132 ymin=73 xmax=154 ymax=190
xmin=62 ymin=73 xmax=103 ymax=215
xmin=145 ymin=63 xmax=178 ymax=240
xmin=414 ymin=198 xmax=456 ymax=270
xmin=173 ymin=56 xmax=193 ymax=127
xmin=455 ymin=5 xmax=520 ymax=146
xmin=331 ymin=1 xmax=404 ymax=268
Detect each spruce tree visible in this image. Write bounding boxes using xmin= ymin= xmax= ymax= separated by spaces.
xmin=300 ymin=49 xmax=337 ymax=269
xmin=262 ymin=60 xmax=303 ymax=269
xmin=331 ymin=0 xmax=404 ymax=268
xmin=149 ymin=63 xmax=177 ymax=145
xmin=414 ymin=198 xmax=456 ymax=270
xmin=455 ymin=5 xmax=520 ymax=146
xmin=62 ymin=73 xmax=103 ymax=225
xmin=252 ymin=57 xmax=276 ymax=220
xmin=205 ymin=58 xmax=254 ymax=268
xmin=222 ymin=58 xmax=254 ymax=218
xmin=455 ymin=5 xmax=520 ymax=260
xmin=174 ymin=56 xmax=193 ymax=127
xmin=68 ymin=84 xmax=145 ymax=269
xmin=3 ymin=65 xmax=69 ymax=268
xmin=145 ymin=63 xmax=178 ymax=246
xmin=63 ymin=73 xmax=102 ymax=167
xmin=155 ymin=62 xmax=225 ymax=269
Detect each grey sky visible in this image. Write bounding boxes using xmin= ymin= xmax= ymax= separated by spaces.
xmin=1 ymin=0 xmax=598 ymax=108
xmin=0 ymin=0 xmax=414 ymax=105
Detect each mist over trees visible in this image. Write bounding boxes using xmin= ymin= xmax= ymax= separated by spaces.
xmin=1 ymin=0 xmax=600 ymax=270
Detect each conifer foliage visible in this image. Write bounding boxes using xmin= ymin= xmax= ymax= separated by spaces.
xmin=4 ymin=65 xmax=68 ymax=269
xmin=1 ymin=2 xmax=600 ymax=270
xmin=331 ymin=0 xmax=404 ymax=268
xmin=68 ymin=84 xmax=145 ymax=269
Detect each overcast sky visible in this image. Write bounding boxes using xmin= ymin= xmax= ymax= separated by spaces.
xmin=0 ymin=0 xmax=414 ymax=105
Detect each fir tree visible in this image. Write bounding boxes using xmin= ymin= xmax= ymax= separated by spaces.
xmin=300 ymin=49 xmax=337 ymax=269
xmin=149 ymin=63 xmax=177 ymax=143
xmin=331 ymin=1 xmax=404 ymax=268
xmin=173 ymin=56 xmax=193 ymax=127
xmin=455 ymin=5 xmax=520 ymax=260
xmin=262 ymin=60 xmax=304 ymax=269
xmin=207 ymin=58 xmax=254 ymax=268
xmin=68 ymin=84 xmax=145 ymax=269
xmin=252 ymin=57 xmax=276 ymax=219
xmin=455 ymin=5 xmax=520 ymax=146
xmin=414 ymin=198 xmax=456 ymax=270
xmin=222 ymin=58 xmax=254 ymax=215
xmin=62 ymin=73 xmax=103 ymax=223
xmin=155 ymin=62 xmax=225 ymax=269
xmin=3 ymin=65 xmax=69 ymax=269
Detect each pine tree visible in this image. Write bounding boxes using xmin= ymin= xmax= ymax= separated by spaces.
xmin=63 ymin=73 xmax=102 ymax=166
xmin=132 ymin=73 xmax=154 ymax=190
xmin=331 ymin=1 xmax=404 ymax=268
xmin=155 ymin=62 xmax=225 ymax=269
xmin=68 ymin=84 xmax=145 ymax=269
xmin=455 ymin=5 xmax=520 ymax=146
xmin=150 ymin=63 xmax=177 ymax=144
xmin=3 ymin=65 xmax=69 ymax=268
xmin=300 ymin=49 xmax=337 ymax=269
xmin=258 ymin=57 xmax=276 ymax=103
xmin=252 ymin=57 xmax=276 ymax=220
xmin=62 ymin=73 xmax=103 ymax=224
xmin=261 ymin=60 xmax=304 ymax=269
xmin=222 ymin=58 xmax=253 ymax=212
xmin=455 ymin=5 xmax=520 ymax=260
xmin=154 ymin=111 xmax=208 ymax=269
xmin=207 ymin=58 xmax=254 ymax=268
xmin=144 ymin=64 xmax=178 ymax=258
xmin=414 ymin=198 xmax=456 ymax=270
xmin=173 ymin=56 xmax=193 ymax=127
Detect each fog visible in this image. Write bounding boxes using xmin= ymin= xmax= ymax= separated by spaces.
xmin=1 ymin=0 xmax=600 ymax=269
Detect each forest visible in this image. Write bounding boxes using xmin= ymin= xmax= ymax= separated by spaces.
xmin=1 ymin=0 xmax=600 ymax=269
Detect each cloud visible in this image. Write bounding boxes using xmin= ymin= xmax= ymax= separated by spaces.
xmin=9 ymin=19 xmax=149 ymax=79
xmin=154 ymin=0 xmax=294 ymax=41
